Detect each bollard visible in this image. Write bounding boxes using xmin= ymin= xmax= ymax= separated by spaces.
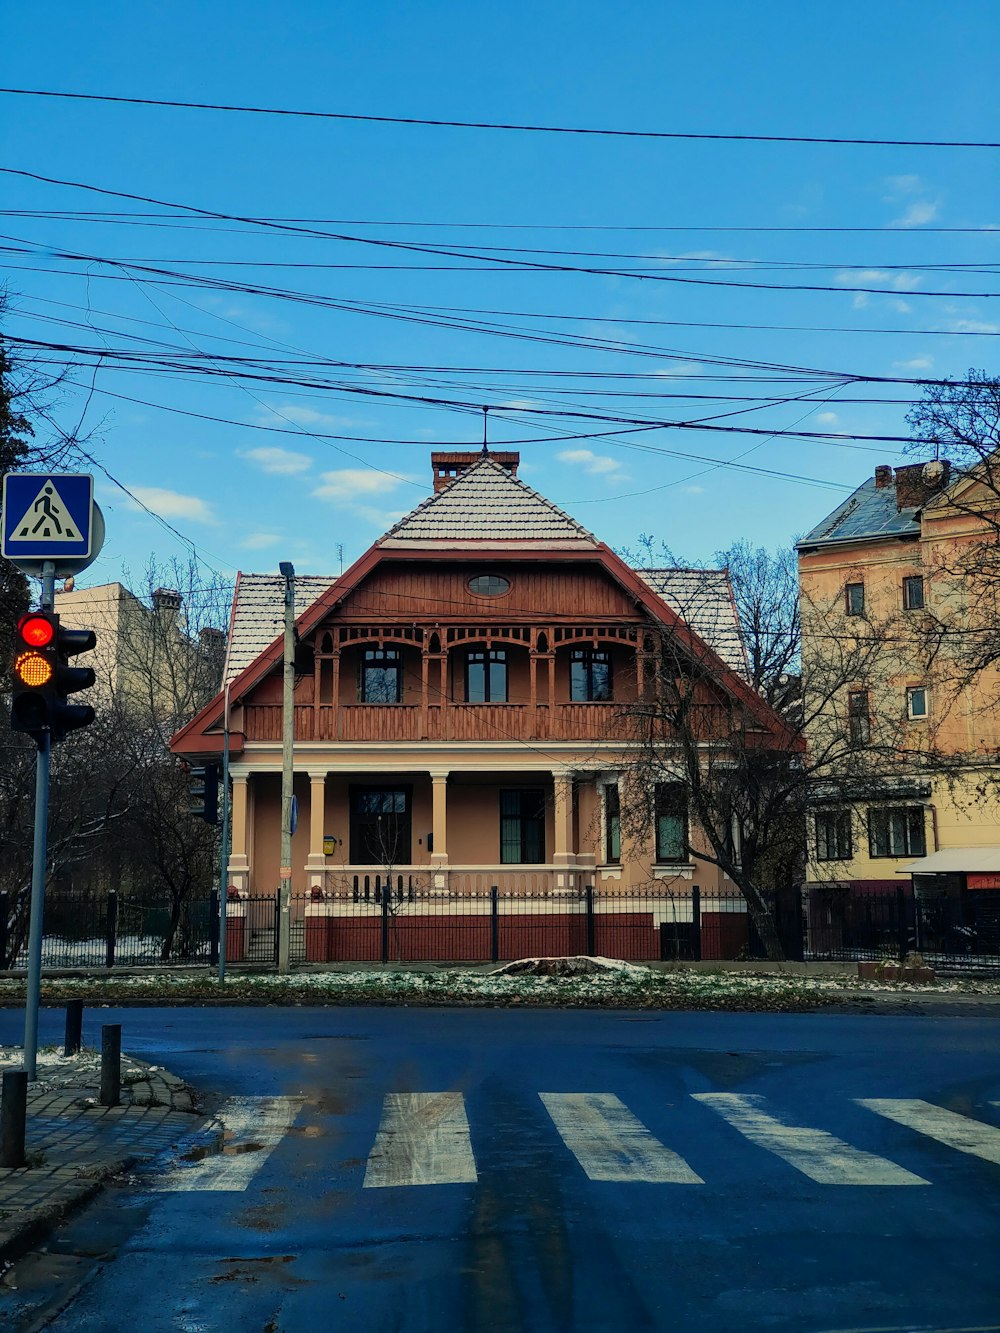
xmin=64 ymin=999 xmax=84 ymax=1057
xmin=0 ymin=1070 xmax=28 ymax=1168
xmin=99 ymin=1024 xmax=121 ymax=1108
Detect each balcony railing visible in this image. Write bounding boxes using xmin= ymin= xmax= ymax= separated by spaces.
xmin=243 ymin=701 xmax=634 ymax=743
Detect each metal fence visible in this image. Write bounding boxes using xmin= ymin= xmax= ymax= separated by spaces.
xmin=4 ymin=879 xmax=1000 ymax=973
xmin=804 ymin=883 xmax=1000 ymax=972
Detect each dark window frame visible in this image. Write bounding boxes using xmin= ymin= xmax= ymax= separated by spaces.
xmin=464 ymin=647 xmax=509 ymax=703
xmin=868 ymin=806 xmax=927 ymax=858
xmin=815 ymin=809 xmax=852 ymax=861
xmin=349 ymin=785 xmax=412 ymax=865
xmin=902 ymin=574 xmax=925 ymax=611
xmin=655 ymin=782 xmax=688 ymax=863
xmin=847 ymin=689 xmax=870 ymax=745
xmin=468 ymin=574 xmax=511 ymax=598
xmin=845 ymin=582 xmax=865 ymax=616
xmin=604 ymin=784 xmax=621 ymax=864
xmin=569 ymin=647 xmax=613 ymax=702
xmin=360 ymin=647 xmax=403 ymax=704
xmin=499 ymin=788 xmax=546 ymax=864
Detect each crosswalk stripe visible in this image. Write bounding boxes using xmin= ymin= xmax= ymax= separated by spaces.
xmin=540 ymin=1092 xmax=702 ymax=1182
xmin=693 ymin=1093 xmax=927 ymax=1185
xmin=155 ymin=1096 xmax=303 ymax=1193
xmin=363 ymin=1092 xmax=477 ymax=1188
xmin=858 ymin=1098 xmax=1000 ymax=1166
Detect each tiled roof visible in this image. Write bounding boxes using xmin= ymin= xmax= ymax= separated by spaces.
xmin=637 ymin=568 xmax=749 ymax=678
xmin=226 ymin=566 xmax=749 ymax=686
xmin=224 ymin=574 xmax=331 ymax=685
xmin=797 ymin=478 xmax=921 ymax=548
xmin=380 ymin=455 xmax=598 ymax=544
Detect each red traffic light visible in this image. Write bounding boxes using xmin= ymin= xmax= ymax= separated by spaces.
xmin=19 ymin=614 xmax=55 ymax=648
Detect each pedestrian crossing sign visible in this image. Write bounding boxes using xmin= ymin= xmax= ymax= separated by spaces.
xmin=2 ymin=472 xmax=95 ymax=563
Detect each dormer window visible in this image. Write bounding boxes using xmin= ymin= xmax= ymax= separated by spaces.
xmin=469 ymin=574 xmax=510 ymax=597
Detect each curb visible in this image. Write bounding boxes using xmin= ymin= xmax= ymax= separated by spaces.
xmin=0 ymin=1154 xmax=136 ymax=1267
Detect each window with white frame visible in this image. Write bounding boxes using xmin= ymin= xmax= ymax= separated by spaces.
xmin=906 ymin=686 xmax=929 ymax=720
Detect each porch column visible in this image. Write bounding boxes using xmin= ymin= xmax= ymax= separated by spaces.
xmin=429 ymin=767 xmax=449 ymax=893
xmin=306 ymin=772 xmax=327 ymax=890
xmin=227 ymin=773 xmax=251 ymax=895
xmin=552 ymin=769 xmax=577 ymax=893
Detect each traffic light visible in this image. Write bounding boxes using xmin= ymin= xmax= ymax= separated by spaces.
xmin=10 ymin=611 xmax=97 ymax=744
xmin=189 ymin=762 xmax=220 ymax=824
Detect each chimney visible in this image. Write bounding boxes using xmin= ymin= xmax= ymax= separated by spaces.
xmin=199 ymin=626 xmax=226 ymax=654
xmin=893 ymin=459 xmax=952 ymax=510
xmin=152 ymin=587 xmax=183 ymax=615
xmin=874 ymin=464 xmax=893 ymax=489
xmin=431 ymin=450 xmax=519 ymax=494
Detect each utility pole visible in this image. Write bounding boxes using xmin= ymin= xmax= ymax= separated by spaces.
xmin=277 ymin=562 xmax=295 ymax=973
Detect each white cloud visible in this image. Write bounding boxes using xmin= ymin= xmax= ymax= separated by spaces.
xmin=556 ymin=448 xmax=623 ymax=475
xmin=312 ymin=469 xmax=413 ymax=505
xmin=252 ymin=403 xmax=367 ymax=430
xmin=814 ymin=412 xmax=840 ymax=426
xmin=891 ymin=272 xmax=922 ymax=291
xmin=892 ymin=200 xmax=939 ymax=228
xmin=681 ymin=484 xmax=705 ymax=495
xmin=128 ymin=487 xmax=217 ymax=524
xmin=654 ymin=361 xmax=703 ymax=379
xmin=852 ymin=293 xmax=871 ymax=310
xmin=676 ymin=251 xmax=739 ymax=268
xmin=887 ymin=298 xmax=912 ymax=314
xmin=238 ymin=446 xmax=312 ymax=475
xmin=499 ymin=398 xmax=539 ymax=410
xmin=836 ymin=270 xmax=891 ymax=285
xmin=241 ymin=532 xmax=283 ymax=549
xmin=893 ymin=356 xmax=934 ymax=373
xmin=884 ymin=174 xmax=923 ymax=195
xmin=949 ymin=318 xmax=1000 ymax=334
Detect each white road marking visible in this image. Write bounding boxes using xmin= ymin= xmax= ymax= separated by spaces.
xmin=540 ymin=1092 xmax=702 ymax=1183
xmin=155 ymin=1096 xmax=303 ymax=1193
xmin=363 ymin=1092 xmax=477 ymax=1188
xmin=693 ymin=1093 xmax=927 ymax=1185
xmin=859 ymin=1098 xmax=1000 ymax=1166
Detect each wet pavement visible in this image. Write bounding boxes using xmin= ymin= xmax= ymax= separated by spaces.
xmin=1 ymin=1005 xmax=999 ymax=1331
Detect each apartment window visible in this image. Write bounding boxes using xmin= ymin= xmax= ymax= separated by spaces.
xmin=847 ymin=689 xmax=870 ymax=744
xmin=500 ymin=789 xmax=545 ymax=863
xmin=902 ymin=575 xmax=924 ymax=611
xmin=845 ymin=582 xmax=865 ymax=616
xmin=350 ymin=787 xmax=411 ymax=864
xmin=655 ymin=783 xmax=688 ymax=863
xmin=869 ymin=807 xmax=926 ymax=858
xmin=816 ymin=809 xmax=852 ymax=861
xmin=465 ymin=648 xmax=508 ymax=703
xmin=570 ymin=648 xmax=613 ymax=702
xmin=604 ymin=785 xmax=621 ymax=864
xmin=360 ymin=648 xmax=402 ymax=703
xmin=906 ymin=686 xmax=929 ymax=720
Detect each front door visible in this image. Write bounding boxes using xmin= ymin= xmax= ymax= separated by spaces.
xmin=350 ymin=786 xmax=412 ymax=866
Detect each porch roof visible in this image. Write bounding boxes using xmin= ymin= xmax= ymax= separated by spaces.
xmin=897 ymin=847 xmax=1000 ymax=874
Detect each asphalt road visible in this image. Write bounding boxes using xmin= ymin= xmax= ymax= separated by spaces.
xmin=3 ymin=1004 xmax=1000 ymax=1332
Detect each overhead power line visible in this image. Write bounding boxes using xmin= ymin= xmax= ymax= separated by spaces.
xmin=1 ymin=86 xmax=997 ymax=149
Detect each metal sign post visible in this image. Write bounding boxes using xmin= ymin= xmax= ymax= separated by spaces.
xmin=2 ymin=473 xmax=103 ymax=1079
xmin=22 ymin=563 xmax=55 ymax=1081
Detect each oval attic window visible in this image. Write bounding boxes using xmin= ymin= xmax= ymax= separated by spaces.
xmin=469 ymin=574 xmax=510 ymax=597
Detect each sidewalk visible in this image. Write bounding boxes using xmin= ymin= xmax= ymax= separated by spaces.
xmin=0 ymin=1048 xmax=205 ymax=1264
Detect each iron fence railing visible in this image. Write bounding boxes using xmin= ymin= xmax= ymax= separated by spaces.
xmin=3 ymin=880 xmax=999 ymax=973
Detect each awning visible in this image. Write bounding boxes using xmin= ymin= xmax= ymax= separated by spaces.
xmin=897 ymin=847 xmax=1000 ymax=874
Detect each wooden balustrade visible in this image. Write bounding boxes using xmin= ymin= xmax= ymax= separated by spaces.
xmin=244 ymin=701 xmax=638 ymax=743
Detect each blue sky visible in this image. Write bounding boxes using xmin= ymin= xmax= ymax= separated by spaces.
xmin=2 ymin=1 xmax=998 ymax=596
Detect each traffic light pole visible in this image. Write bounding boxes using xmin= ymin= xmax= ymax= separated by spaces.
xmin=23 ymin=562 xmax=55 ymax=1081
